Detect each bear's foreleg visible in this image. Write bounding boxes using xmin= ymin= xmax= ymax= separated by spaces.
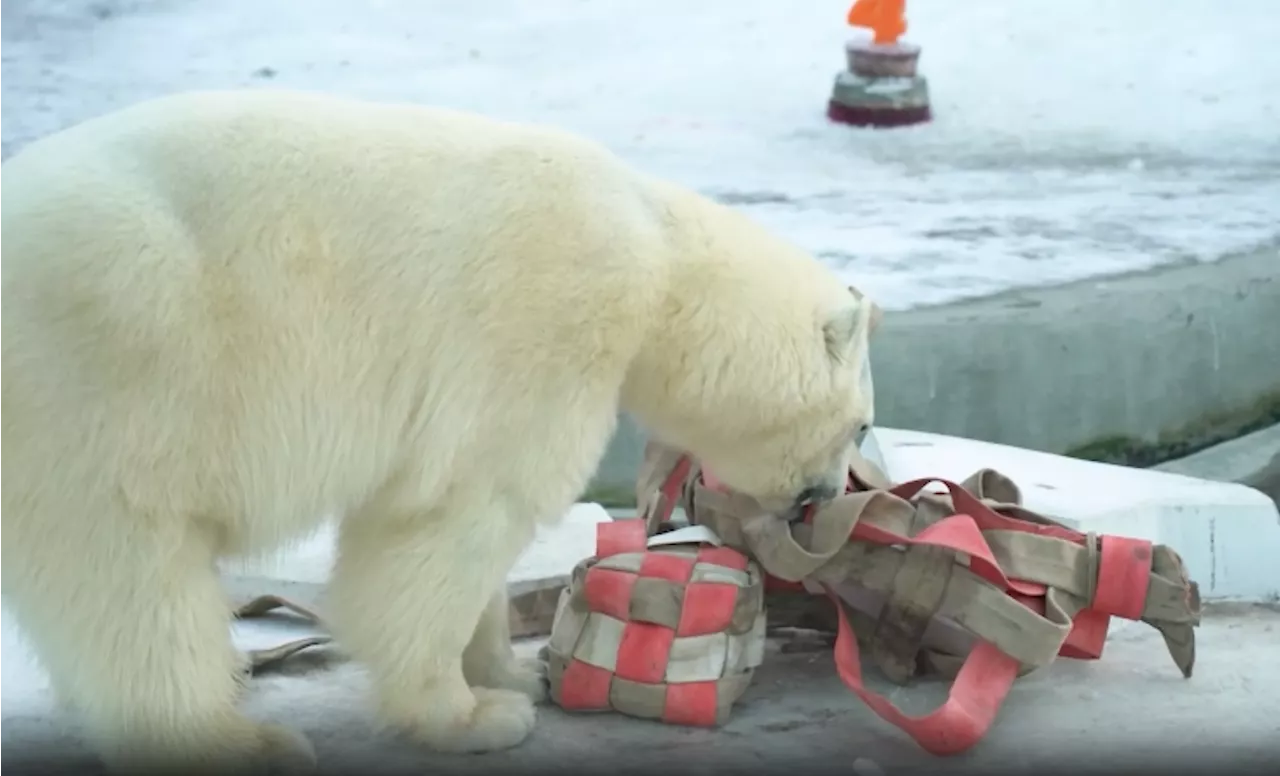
xmin=327 ymin=495 xmax=540 ymax=754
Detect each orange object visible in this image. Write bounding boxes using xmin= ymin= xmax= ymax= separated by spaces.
xmin=847 ymin=0 xmax=907 ymax=45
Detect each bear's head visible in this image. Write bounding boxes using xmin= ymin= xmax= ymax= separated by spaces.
xmin=622 ymin=199 xmax=882 ymax=520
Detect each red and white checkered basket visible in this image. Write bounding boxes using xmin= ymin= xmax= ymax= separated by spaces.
xmin=543 ymin=519 xmax=767 ymax=727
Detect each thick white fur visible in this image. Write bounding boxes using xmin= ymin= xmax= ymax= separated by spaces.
xmin=1 ymin=90 xmax=878 ymax=772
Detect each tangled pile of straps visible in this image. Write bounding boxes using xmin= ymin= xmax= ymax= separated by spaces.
xmin=541 ymin=441 xmax=1202 ymax=755
xmin=234 ymin=440 xmax=1202 ymax=756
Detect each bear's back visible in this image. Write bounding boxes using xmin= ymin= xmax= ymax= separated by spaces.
xmin=2 ymin=90 xmax=670 ymax=381
xmin=3 ymin=89 xmax=660 ymax=283
xmin=1 ymin=91 xmax=672 ymax=543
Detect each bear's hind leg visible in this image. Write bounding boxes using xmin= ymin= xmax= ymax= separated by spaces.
xmin=5 ymin=509 xmax=316 ymax=774
xmin=327 ymin=496 xmax=538 ymax=754
xmin=462 ymin=590 xmax=548 ymax=703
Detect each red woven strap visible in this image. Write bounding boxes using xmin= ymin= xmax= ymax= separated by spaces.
xmin=1007 ymin=533 xmax=1153 ymax=659
xmin=829 ymin=587 xmax=1019 ymax=755
xmin=802 ymin=486 xmax=1020 ymax=754
xmin=645 ymin=456 xmax=694 ymax=528
xmin=595 ymin=517 xmax=649 ymax=559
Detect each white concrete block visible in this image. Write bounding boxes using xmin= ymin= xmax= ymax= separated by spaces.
xmin=872 ymin=427 xmax=1280 ymax=601
xmin=222 ymin=502 xmax=613 ymax=591
xmin=509 ymin=503 xmax=612 ymax=591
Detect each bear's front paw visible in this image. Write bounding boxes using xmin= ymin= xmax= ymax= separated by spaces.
xmin=487 ymin=657 xmax=549 ymax=705
xmin=256 ymin=723 xmax=319 ymax=774
xmin=412 ymin=688 xmax=537 ymax=754
xmin=466 ymin=687 xmax=538 ymax=752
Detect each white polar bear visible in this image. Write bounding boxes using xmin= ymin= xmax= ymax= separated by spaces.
xmin=1 ymin=90 xmax=880 ymax=773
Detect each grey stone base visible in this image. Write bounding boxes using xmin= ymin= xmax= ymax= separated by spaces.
xmin=829 ymin=70 xmax=931 ymax=112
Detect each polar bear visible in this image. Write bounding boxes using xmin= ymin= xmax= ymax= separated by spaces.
xmin=1 ymin=90 xmax=880 ymax=773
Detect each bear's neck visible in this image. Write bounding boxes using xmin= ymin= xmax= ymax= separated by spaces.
xmin=617 ymin=181 xmax=748 ymax=446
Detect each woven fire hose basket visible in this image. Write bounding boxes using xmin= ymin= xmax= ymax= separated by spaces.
xmin=546 ymin=441 xmax=1202 ymax=755
xmin=542 ymin=520 xmax=767 ymax=727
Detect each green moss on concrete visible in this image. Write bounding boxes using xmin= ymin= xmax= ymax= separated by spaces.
xmin=579 ymin=482 xmax=639 ymax=508
xmin=1065 ymin=435 xmax=1141 ymax=463
xmin=1064 ymin=389 xmax=1280 ymax=467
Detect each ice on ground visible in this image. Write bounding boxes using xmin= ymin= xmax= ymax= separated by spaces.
xmin=3 ymin=0 xmax=1278 ymax=309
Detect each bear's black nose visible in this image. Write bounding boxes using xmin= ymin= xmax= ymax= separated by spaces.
xmin=794 ymin=484 xmax=838 ymax=506
xmin=781 ymin=482 xmax=841 ymax=523
xmin=788 ymin=484 xmax=839 ymax=522
xmin=854 ymin=423 xmax=871 ymax=447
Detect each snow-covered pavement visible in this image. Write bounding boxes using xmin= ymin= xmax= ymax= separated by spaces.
xmin=4 ymin=0 xmax=1278 ymax=310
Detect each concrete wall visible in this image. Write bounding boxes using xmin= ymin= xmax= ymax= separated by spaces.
xmin=587 ymin=245 xmax=1280 ymax=505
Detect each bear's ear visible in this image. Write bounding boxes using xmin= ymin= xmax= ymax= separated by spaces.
xmin=846 ymin=285 xmax=883 ymax=335
xmin=822 ymin=301 xmax=870 ymax=364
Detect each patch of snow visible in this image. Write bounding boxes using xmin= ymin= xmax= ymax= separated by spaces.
xmin=3 ymin=0 xmax=1278 ymax=310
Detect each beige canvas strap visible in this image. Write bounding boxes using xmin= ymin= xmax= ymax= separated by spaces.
xmin=233 ymin=595 xmax=334 ymax=675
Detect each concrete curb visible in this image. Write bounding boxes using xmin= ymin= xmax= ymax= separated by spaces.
xmin=1154 ymin=424 xmax=1280 ymax=508
xmin=588 ymin=244 xmax=1280 ymax=506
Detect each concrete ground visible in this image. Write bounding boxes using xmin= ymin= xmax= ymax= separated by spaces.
xmin=287 ymin=604 xmax=1280 ymax=776
xmin=3 ymin=594 xmax=1276 ymax=776
xmin=590 ymin=247 xmax=1280 ymax=505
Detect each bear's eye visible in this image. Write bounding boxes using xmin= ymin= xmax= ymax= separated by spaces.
xmin=853 ymin=422 xmax=871 ymax=447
